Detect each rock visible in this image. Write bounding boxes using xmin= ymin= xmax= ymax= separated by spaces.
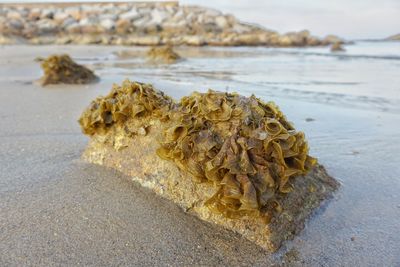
xmin=65 ymin=22 xmax=81 ymax=34
xmin=119 ymin=9 xmax=141 ymax=21
xmin=98 ymin=13 xmax=118 ymax=21
xmin=0 ymin=17 xmax=6 ymax=32
xmin=100 ymin=19 xmax=115 ymax=31
xmin=79 ymin=81 xmax=339 ymax=252
xmin=54 ymin=12 xmax=70 ymax=23
xmin=278 ymin=35 xmax=293 ymax=46
xmin=281 ymin=30 xmax=314 ymax=46
xmin=76 ymin=35 xmax=103 ymax=45
xmin=306 ymin=36 xmax=321 ymax=46
xmin=385 ymin=33 xmax=400 ymax=41
xmin=215 ymin=16 xmax=228 ymax=29
xmin=80 ymin=25 xmax=101 ymax=34
xmin=7 ymin=19 xmax=24 ymax=32
xmin=233 ymin=33 xmax=263 ymax=46
xmin=21 ymin=23 xmax=38 ymax=38
xmin=146 ymin=45 xmax=182 ymax=63
xmin=182 ymin=35 xmax=206 ymax=46
xmin=115 ymin=19 xmax=132 ymax=34
xmin=29 ymin=36 xmax=56 ymax=45
xmin=79 ymin=17 xmax=100 ymax=34
xmin=41 ymin=9 xmax=54 ymax=19
xmin=298 ymin=29 xmax=310 ymax=38
xmin=79 ymin=17 xmax=96 ymax=26
xmin=148 ymin=9 xmax=168 ymax=25
xmin=232 ymin=23 xmax=252 ymax=34
xmin=124 ymin=35 xmax=161 ymax=46
xmin=162 ymin=20 xmax=186 ymax=32
xmin=204 ymin=8 xmax=222 ymax=17
xmin=0 ymin=34 xmax=16 ymax=45
xmin=132 ymin=15 xmax=150 ymax=29
xmin=54 ymin=35 xmax=72 ymax=45
xmin=37 ymin=19 xmax=58 ymax=34
xmin=28 ymin=8 xmax=41 ymax=21
xmin=64 ymin=6 xmax=82 ymax=20
xmin=61 ymin=17 xmax=77 ymax=29
xmin=323 ymin=34 xmax=342 ymax=44
xmin=331 ymin=41 xmax=345 ymax=52
xmin=6 ymin=11 xmax=22 ymax=20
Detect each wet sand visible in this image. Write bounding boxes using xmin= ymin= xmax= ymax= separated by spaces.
xmin=1 ymin=45 xmax=400 ymax=266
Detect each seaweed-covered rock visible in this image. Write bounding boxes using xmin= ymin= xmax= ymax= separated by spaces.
xmin=330 ymin=41 xmax=345 ymax=52
xmin=39 ymin=54 xmax=98 ymax=85
xmin=157 ymin=91 xmax=316 ymax=218
xmin=79 ymin=80 xmax=173 ymax=135
xmin=146 ymin=46 xmax=182 ymax=63
xmin=79 ymin=80 xmax=339 ymax=251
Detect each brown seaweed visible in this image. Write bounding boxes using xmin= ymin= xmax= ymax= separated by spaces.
xmin=157 ymin=90 xmax=316 ymax=218
xmin=79 ymin=81 xmax=316 ymax=219
xmin=39 ymin=54 xmax=98 ymax=86
xmin=79 ymin=80 xmax=173 ymax=135
xmin=146 ymin=46 xmax=182 ymax=63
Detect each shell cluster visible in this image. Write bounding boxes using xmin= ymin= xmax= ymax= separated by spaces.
xmin=79 ymin=80 xmax=316 ymax=219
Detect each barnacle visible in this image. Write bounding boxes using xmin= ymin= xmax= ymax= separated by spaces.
xmin=157 ymin=90 xmax=317 ymax=218
xmin=79 ymin=81 xmax=316 ymax=219
xmin=39 ymin=54 xmax=98 ymax=86
xmin=147 ymin=46 xmax=182 ymax=63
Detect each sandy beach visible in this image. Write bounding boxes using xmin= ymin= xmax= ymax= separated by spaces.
xmin=1 ymin=44 xmax=400 ymax=266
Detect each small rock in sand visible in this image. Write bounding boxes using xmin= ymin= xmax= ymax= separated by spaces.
xmin=331 ymin=41 xmax=345 ymax=52
xmin=146 ymin=45 xmax=182 ymax=63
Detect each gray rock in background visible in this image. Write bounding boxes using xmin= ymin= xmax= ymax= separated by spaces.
xmin=0 ymin=2 xmax=343 ymax=46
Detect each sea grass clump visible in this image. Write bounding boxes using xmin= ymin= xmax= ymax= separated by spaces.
xmin=157 ymin=90 xmax=316 ymax=218
xmin=39 ymin=54 xmax=98 ymax=86
xmin=147 ymin=46 xmax=182 ymax=63
xmin=79 ymin=80 xmax=173 ymax=135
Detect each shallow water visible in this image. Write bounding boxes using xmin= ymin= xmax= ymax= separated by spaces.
xmin=89 ymin=41 xmax=400 ymax=113
xmin=0 ymin=42 xmax=399 ymax=266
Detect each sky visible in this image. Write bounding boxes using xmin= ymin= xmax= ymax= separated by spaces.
xmin=1 ymin=0 xmax=399 ymax=39
xmin=182 ymin=0 xmax=400 ymax=39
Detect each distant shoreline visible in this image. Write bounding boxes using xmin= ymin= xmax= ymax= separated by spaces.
xmin=0 ymin=2 xmax=342 ymax=46
xmin=0 ymin=1 xmax=179 ymax=7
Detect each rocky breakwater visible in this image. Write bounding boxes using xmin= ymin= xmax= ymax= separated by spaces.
xmin=0 ymin=2 xmax=340 ymax=46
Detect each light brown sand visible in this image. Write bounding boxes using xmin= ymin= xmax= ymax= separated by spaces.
xmin=0 ymin=46 xmax=276 ymax=266
xmin=1 ymin=45 xmax=399 ymax=266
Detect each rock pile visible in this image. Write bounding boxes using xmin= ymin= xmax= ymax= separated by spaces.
xmin=0 ymin=2 xmax=341 ymax=46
